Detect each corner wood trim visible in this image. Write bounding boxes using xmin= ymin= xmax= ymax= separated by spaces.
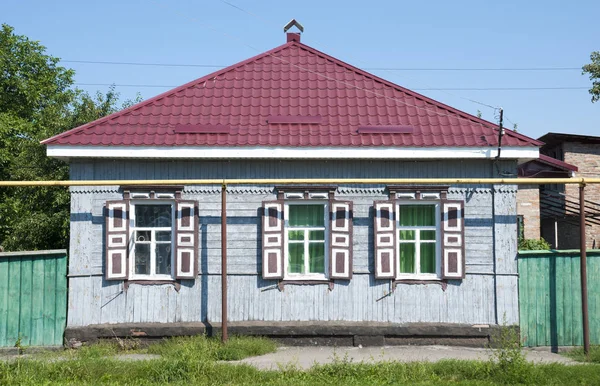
xmin=277 ymin=280 xmax=334 ymax=292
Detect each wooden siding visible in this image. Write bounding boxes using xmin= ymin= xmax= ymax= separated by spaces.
xmin=0 ymin=250 xmax=67 ymax=347
xmin=66 ymin=159 xmax=519 ymax=327
xmin=68 ymin=273 xmax=498 ymax=326
xmin=518 ymin=250 xmax=600 ymax=347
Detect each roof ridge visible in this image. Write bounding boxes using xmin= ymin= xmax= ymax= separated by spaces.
xmin=42 ymin=41 xmax=298 ymax=145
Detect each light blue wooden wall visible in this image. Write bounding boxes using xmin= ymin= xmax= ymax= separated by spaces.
xmin=67 ymin=159 xmax=519 ymax=327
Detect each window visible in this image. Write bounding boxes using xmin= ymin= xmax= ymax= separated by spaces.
xmin=261 ymin=189 xmax=353 ymax=281
xmin=105 ymin=192 xmax=198 ymax=281
xmin=397 ymin=203 xmax=440 ymax=279
xmin=285 ymin=203 xmax=328 ymax=279
xmin=130 ymin=203 xmax=174 ymax=280
xmin=374 ymin=187 xmax=464 ymax=281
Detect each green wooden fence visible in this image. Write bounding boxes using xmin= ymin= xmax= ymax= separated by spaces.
xmin=0 ymin=250 xmax=67 ymax=347
xmin=518 ymin=250 xmax=600 ymax=347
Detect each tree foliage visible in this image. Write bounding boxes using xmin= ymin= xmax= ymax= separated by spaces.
xmin=0 ymin=24 xmax=138 ymax=251
xmin=582 ymin=51 xmax=600 ymax=103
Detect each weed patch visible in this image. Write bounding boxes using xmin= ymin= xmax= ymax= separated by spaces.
xmin=564 ymin=345 xmax=600 ymax=363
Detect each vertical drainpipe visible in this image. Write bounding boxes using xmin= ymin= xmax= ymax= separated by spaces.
xmin=221 ymin=182 xmax=228 ymax=342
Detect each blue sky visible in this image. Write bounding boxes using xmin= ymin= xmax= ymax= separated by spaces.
xmin=4 ymin=0 xmax=599 ymax=139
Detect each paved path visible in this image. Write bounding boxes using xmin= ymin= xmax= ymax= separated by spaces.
xmin=234 ymin=346 xmax=576 ymax=370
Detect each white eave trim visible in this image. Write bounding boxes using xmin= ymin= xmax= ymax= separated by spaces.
xmin=46 ymin=145 xmax=539 ymax=161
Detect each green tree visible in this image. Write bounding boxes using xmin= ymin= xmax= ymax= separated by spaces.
xmin=582 ymin=51 xmax=600 ymax=103
xmin=0 ymin=24 xmax=138 ymax=251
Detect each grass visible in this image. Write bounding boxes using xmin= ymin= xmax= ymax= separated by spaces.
xmin=564 ymin=345 xmax=600 ymax=363
xmin=1 ymin=355 xmax=600 ymax=385
xmin=2 ymin=335 xmax=599 ymax=385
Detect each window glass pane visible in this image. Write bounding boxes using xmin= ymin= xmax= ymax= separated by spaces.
xmin=134 ymin=244 xmax=150 ymax=275
xmin=399 ymin=230 xmax=415 ymax=240
xmin=288 ymin=230 xmax=304 ymax=241
xmin=399 ymin=243 xmax=415 ymax=273
xmin=135 ymin=205 xmax=172 ymax=228
xmin=421 ymin=230 xmax=436 ymax=241
xmin=136 ymin=230 xmax=151 ymax=242
xmin=289 ymin=205 xmax=324 ymax=227
xmin=156 ymin=231 xmax=171 ymax=242
xmin=399 ymin=205 xmax=436 ymax=227
xmin=288 ymin=243 xmax=304 ymax=274
xmin=309 ymin=230 xmax=325 ymax=241
xmin=420 ymin=243 xmax=436 ymax=274
xmin=156 ymin=244 xmax=172 ymax=275
xmin=308 ymin=243 xmax=325 ymax=273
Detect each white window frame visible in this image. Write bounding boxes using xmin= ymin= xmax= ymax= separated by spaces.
xmin=129 ymin=200 xmax=175 ymax=280
xmin=396 ymin=201 xmax=441 ymax=280
xmin=283 ymin=201 xmax=329 ymax=280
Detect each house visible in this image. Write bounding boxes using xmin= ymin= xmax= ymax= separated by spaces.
xmin=537 ymin=133 xmax=600 ymax=249
xmin=43 ymin=32 xmax=543 ymax=346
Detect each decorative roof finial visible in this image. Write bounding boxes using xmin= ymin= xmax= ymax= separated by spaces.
xmin=283 ymin=19 xmax=304 ymax=33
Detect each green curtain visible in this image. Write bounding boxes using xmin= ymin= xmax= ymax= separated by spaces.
xmin=289 ymin=205 xmax=325 ymax=227
xmin=288 ymin=243 xmax=304 ymax=273
xmin=399 ymin=243 xmax=415 ymax=273
xmin=420 ymin=243 xmax=436 ymax=273
xmin=399 ymin=205 xmax=435 ymax=227
xmin=308 ymin=243 xmax=325 ymax=273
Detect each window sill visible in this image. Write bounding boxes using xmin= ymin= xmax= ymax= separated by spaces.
xmin=392 ymin=279 xmax=448 ymax=292
xmin=124 ymin=279 xmax=181 ymax=292
xmin=278 ymin=280 xmax=334 ymax=292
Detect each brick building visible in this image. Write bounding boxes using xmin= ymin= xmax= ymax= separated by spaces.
xmin=537 ymin=133 xmax=600 ymax=249
xmin=517 ymin=154 xmax=577 ymax=242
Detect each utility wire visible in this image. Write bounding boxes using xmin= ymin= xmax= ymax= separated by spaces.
xmin=215 ymin=0 xmax=499 ymax=110
xmin=62 ymin=59 xmax=581 ymax=71
xmin=101 ymin=0 xmax=535 ymax=132
xmin=74 ymin=83 xmax=590 ymax=91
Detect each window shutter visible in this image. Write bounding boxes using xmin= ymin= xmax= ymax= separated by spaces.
xmin=329 ymin=200 xmax=353 ymax=280
xmin=175 ymin=200 xmax=198 ymax=279
xmin=441 ymin=200 xmax=465 ymax=279
xmin=374 ymin=200 xmax=396 ymax=279
xmin=262 ymin=200 xmax=284 ymax=279
xmin=105 ymin=200 xmax=129 ymax=280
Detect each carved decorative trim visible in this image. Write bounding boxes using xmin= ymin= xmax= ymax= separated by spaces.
xmin=392 ymin=279 xmax=448 ymax=292
xmin=124 ymin=280 xmax=181 ymax=292
xmin=277 ymin=280 xmax=334 ymax=292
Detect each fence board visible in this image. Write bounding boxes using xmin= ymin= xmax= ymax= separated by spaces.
xmin=0 ymin=250 xmax=67 ymax=347
xmin=518 ymin=250 xmax=600 ymax=347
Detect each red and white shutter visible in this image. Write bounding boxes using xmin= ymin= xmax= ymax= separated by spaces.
xmin=175 ymin=200 xmax=198 ymax=279
xmin=262 ymin=201 xmax=284 ymax=279
xmin=441 ymin=200 xmax=465 ymax=279
xmin=329 ymin=200 xmax=353 ymax=280
xmin=105 ymin=200 xmax=129 ymax=280
xmin=374 ymin=201 xmax=396 ymax=279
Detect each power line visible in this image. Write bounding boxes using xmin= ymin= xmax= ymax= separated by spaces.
xmin=214 ymin=0 xmax=498 ymax=110
xmin=74 ymin=83 xmax=589 ymax=91
xmin=61 ymin=59 xmax=582 ymax=72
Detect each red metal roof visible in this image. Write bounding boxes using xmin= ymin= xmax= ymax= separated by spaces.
xmin=43 ymin=37 xmax=542 ymax=149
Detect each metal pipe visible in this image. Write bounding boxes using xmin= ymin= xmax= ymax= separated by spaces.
xmin=2 ymin=177 xmax=600 ymax=187
xmin=579 ymin=184 xmax=590 ymax=356
xmin=221 ymin=183 xmax=228 ymax=343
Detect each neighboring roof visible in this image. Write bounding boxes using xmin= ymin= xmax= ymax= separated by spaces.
xmin=518 ymin=154 xmax=578 ymax=178
xmin=538 ymin=132 xmax=600 ymax=149
xmin=43 ymin=35 xmax=542 ymax=149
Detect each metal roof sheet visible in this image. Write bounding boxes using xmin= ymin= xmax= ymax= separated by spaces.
xmin=43 ymin=38 xmax=542 ymax=149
